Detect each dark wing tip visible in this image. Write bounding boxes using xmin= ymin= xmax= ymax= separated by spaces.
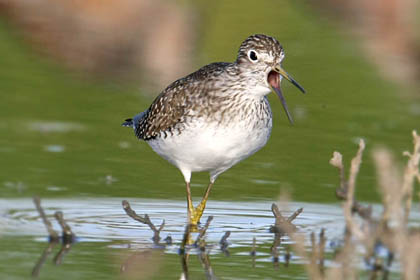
xmin=122 ymin=118 xmax=133 ymax=127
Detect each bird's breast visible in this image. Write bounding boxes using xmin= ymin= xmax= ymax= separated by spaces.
xmin=147 ymin=97 xmax=273 ymax=173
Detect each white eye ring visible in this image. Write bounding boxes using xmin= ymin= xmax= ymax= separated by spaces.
xmin=247 ymin=50 xmax=258 ymax=62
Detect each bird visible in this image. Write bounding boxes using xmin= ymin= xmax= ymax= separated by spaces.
xmin=122 ymin=34 xmax=305 ymax=226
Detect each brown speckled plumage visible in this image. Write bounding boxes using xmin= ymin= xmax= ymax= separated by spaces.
xmin=135 ymin=62 xmax=236 ymax=140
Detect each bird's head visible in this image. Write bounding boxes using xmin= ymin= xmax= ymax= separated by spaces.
xmin=236 ymin=34 xmax=305 ymax=124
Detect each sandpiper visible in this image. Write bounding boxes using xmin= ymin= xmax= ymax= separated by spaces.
xmin=123 ymin=34 xmax=305 ymax=225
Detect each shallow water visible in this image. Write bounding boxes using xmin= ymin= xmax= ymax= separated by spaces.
xmin=1 ymin=198 xmax=346 ymax=244
xmin=1 ymin=198 xmax=419 ymax=279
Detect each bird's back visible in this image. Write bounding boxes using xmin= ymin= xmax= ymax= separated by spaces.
xmin=127 ymin=62 xmax=236 ymax=141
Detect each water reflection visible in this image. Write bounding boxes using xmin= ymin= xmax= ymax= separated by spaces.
xmin=121 ymin=201 xmax=226 ymax=279
xmin=31 ymin=197 xmax=76 ymax=278
xmin=3 ymin=197 xmax=420 ymax=279
xmin=118 ymin=202 xmax=300 ymax=280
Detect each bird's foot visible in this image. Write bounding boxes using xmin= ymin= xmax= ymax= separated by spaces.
xmin=188 ymin=202 xmax=206 ymax=227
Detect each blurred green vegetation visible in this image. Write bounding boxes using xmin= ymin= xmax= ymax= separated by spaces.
xmin=0 ymin=0 xmax=419 ymax=204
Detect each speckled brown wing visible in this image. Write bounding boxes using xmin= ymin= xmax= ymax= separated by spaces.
xmin=136 ymin=85 xmax=187 ymax=140
xmin=134 ymin=62 xmax=232 ymax=140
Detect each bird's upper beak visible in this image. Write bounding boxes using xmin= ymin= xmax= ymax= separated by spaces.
xmin=268 ymin=65 xmax=305 ymax=124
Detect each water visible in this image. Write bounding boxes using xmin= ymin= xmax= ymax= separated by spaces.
xmin=0 ymin=198 xmax=345 ymax=279
xmin=1 ymin=198 xmax=419 ymax=279
xmin=1 ymin=198 xmax=346 ymax=243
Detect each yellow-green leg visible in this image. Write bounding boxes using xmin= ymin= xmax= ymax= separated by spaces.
xmin=186 ymin=182 xmax=214 ymax=226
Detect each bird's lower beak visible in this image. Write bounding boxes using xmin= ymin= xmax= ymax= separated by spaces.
xmin=268 ymin=65 xmax=305 ymax=124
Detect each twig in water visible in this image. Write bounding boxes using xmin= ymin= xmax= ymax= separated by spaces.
xmin=250 ymin=237 xmax=256 ymax=268
xmin=284 ymin=245 xmax=291 ymax=268
xmin=31 ymin=241 xmax=58 ymax=277
xmin=164 ymin=235 xmax=172 ymax=245
xmin=219 ymin=231 xmax=230 ymax=256
xmin=193 ymin=219 xmax=217 ymax=280
xmin=54 ymin=211 xmax=75 ymax=243
xmin=198 ymin=240 xmax=216 ymax=280
xmin=270 ymin=204 xmax=302 ymax=269
xmin=33 ymin=196 xmax=59 ymax=241
xmin=31 ymin=196 xmax=75 ymax=278
xmin=310 ymin=232 xmax=317 ymax=271
xmin=122 ymin=200 xmax=165 ymax=245
xmin=309 ymin=229 xmax=327 ymax=276
xmin=195 ymin=216 xmax=213 ymax=246
xmin=319 ymin=228 xmax=326 ymax=271
xmin=287 ymin=207 xmax=303 ymax=223
xmin=271 ymin=228 xmax=281 ymax=269
xmin=53 ymin=242 xmax=72 ymax=265
xmin=270 ymin=203 xmax=302 ymax=234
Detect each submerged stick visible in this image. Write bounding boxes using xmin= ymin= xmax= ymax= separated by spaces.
xmin=195 ymin=216 xmax=213 ymax=246
xmin=270 ymin=203 xmax=302 ymax=234
xmin=53 ymin=242 xmax=72 ymax=265
xmin=31 ymin=241 xmax=58 ymax=277
xmin=54 ymin=211 xmax=75 ymax=243
xmin=33 ymin=196 xmax=59 ymax=241
xmin=250 ymin=237 xmax=256 ymax=268
xmin=287 ymin=208 xmax=303 ymax=223
xmin=219 ymin=231 xmax=231 ymax=256
xmin=122 ymin=200 xmax=164 ymax=244
xmin=319 ymin=228 xmax=326 ymax=271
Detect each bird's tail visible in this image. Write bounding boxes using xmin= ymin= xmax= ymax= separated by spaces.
xmin=121 ymin=111 xmax=146 ymax=131
xmin=121 ymin=118 xmax=133 ymax=127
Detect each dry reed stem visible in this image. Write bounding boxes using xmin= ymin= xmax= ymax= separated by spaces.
xmin=402 ymin=233 xmax=420 ymax=280
xmin=290 ymin=232 xmax=324 ymax=280
xmin=291 ymin=131 xmax=420 ymax=279
xmin=324 ymin=230 xmax=356 ymax=280
xmin=344 ymin=139 xmax=366 ymax=240
xmin=330 ymin=139 xmax=367 ymax=241
xmin=373 ymin=131 xmax=420 ymax=279
xmin=401 ymin=130 xmax=420 ymax=224
xmin=329 ymin=152 xmax=345 ymax=190
xmin=373 ymin=149 xmax=403 ymax=228
xmin=330 ymin=145 xmax=372 ymax=220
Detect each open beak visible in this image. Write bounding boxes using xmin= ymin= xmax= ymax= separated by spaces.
xmin=268 ymin=65 xmax=305 ymax=124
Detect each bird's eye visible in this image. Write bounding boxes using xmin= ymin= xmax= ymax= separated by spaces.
xmin=248 ymin=50 xmax=258 ymax=62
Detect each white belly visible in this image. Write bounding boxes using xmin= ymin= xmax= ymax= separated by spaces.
xmin=147 ymin=117 xmax=272 ymax=181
